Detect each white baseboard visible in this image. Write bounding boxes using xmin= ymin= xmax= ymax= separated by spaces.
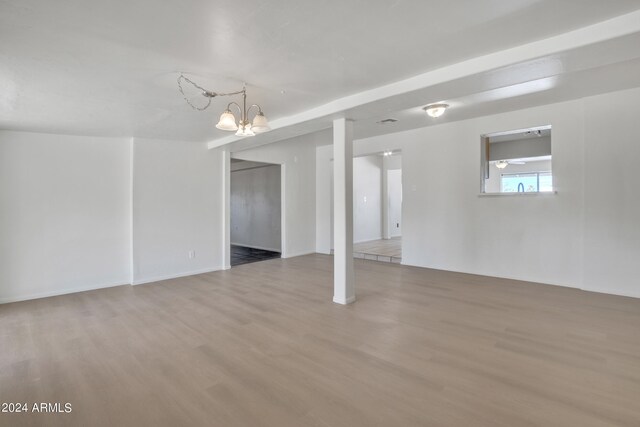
xmin=132 ymin=266 xmax=224 ymax=285
xmin=353 ymin=237 xmax=383 ymax=244
xmin=231 ymin=243 xmax=281 ymax=253
xmin=282 ymin=250 xmax=316 ymax=259
xmin=0 ymin=281 xmax=129 ymax=305
xmin=401 ymin=259 xmax=570 ymax=287
xmin=333 ymin=295 xmax=356 ymax=305
xmin=400 ymin=260 xmax=639 ymax=300
xmin=580 ymin=286 xmax=640 ymax=299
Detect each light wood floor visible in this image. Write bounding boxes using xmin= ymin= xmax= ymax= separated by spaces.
xmin=1 ymin=254 xmax=640 ymax=427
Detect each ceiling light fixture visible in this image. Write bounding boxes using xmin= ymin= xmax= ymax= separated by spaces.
xmin=495 ymin=160 xmax=509 ymax=169
xmin=423 ymin=103 xmax=449 ymax=118
xmin=178 ymin=74 xmax=270 ymax=137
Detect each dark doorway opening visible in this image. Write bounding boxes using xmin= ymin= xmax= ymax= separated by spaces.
xmin=230 ymin=159 xmax=282 ymax=267
xmin=231 ymin=245 xmax=281 ymax=266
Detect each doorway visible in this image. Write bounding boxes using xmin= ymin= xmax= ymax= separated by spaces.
xmin=352 ymin=151 xmax=402 ymax=262
xmin=230 ymin=159 xmax=282 ymax=266
xmin=329 ymin=150 xmax=402 ymax=263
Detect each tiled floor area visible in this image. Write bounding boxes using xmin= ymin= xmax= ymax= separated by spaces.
xmin=231 ymin=245 xmax=281 ymax=266
xmin=354 ymin=237 xmax=402 ymax=263
xmin=331 ymin=237 xmax=402 ymax=264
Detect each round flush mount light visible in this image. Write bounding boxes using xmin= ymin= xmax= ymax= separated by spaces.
xmin=423 ymin=103 xmax=449 ymax=118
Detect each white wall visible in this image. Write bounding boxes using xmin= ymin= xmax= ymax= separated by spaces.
xmin=353 ymin=155 xmax=382 ymax=243
xmin=132 ymin=138 xmax=223 ymax=284
xmin=233 ymin=131 xmax=324 ymax=258
xmin=316 ymin=86 xmax=640 ymax=298
xmin=0 ymin=131 xmax=131 ymax=303
xmin=230 ymin=164 xmax=281 ymax=251
xmin=386 ymin=154 xmax=402 ymax=170
xmin=316 ymin=140 xmax=333 ymax=254
xmin=388 ymin=169 xmax=402 ymax=237
xmin=582 ymin=89 xmax=640 ymax=297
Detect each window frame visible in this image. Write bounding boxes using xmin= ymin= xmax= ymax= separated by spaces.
xmin=479 ymin=125 xmax=555 ymax=196
xmin=500 ymin=170 xmax=552 ymax=193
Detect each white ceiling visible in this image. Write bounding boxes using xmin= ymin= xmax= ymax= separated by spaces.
xmin=2 ymin=0 xmax=640 ymax=145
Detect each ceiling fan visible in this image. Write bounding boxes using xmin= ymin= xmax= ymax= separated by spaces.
xmin=495 ymin=160 xmax=525 ymax=169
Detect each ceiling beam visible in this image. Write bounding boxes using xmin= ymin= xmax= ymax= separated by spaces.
xmin=208 ymin=9 xmax=640 ymax=151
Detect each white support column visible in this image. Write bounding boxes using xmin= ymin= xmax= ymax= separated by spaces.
xmin=221 ymin=149 xmax=231 ymax=270
xmin=333 ymin=118 xmax=355 ymax=305
xmin=381 ymin=155 xmax=390 ymax=240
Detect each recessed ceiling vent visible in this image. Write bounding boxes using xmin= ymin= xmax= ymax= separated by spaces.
xmin=377 ymin=118 xmax=398 ymax=124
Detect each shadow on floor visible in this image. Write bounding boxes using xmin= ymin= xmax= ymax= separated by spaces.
xmin=231 ymin=245 xmax=281 ymax=266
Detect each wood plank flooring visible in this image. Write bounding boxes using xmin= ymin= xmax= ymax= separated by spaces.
xmin=1 ymin=254 xmax=640 ymax=426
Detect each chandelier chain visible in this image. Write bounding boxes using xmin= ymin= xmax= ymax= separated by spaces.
xmin=177 ymin=74 xmax=248 ymax=111
xmin=177 ymin=74 xmax=213 ymax=111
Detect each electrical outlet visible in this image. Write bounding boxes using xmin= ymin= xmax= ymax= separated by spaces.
xmin=188 ymin=250 xmax=195 ymax=259
xmin=396 ymin=223 xmax=400 ymax=228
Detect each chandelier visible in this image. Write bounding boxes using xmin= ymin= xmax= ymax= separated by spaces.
xmin=178 ymin=74 xmax=270 ymax=137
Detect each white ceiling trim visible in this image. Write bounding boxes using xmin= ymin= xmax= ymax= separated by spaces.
xmin=208 ymin=9 xmax=640 ymax=150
